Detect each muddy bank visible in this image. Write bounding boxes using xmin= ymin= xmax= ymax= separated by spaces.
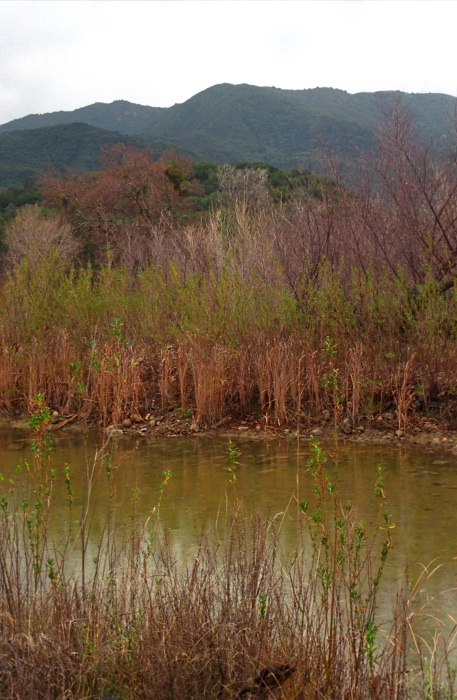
xmin=2 ymin=407 xmax=457 ymax=457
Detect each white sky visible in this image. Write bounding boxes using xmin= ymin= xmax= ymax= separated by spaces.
xmin=1 ymin=0 xmax=457 ymax=125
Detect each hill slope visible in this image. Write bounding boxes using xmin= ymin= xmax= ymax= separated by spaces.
xmin=0 ymin=100 xmax=167 ymax=136
xmin=1 ymin=83 xmax=456 ymax=185
xmin=0 ymin=123 xmax=192 ymax=187
xmin=146 ymin=84 xmax=456 ymax=169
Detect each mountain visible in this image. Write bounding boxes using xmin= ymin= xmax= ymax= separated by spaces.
xmin=0 ymin=123 xmax=195 ymax=187
xmin=137 ymin=85 xmax=457 ymax=168
xmin=0 ymin=100 xmax=167 ymax=137
xmin=1 ymin=83 xmax=456 ymax=186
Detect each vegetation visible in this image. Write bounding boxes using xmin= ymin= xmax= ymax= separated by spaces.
xmin=1 ymin=84 xmax=457 ymax=186
xmin=0 ymin=182 xmax=41 ymax=252
xmin=0 ymin=412 xmax=454 ymax=698
xmin=2 ymin=103 xmax=457 ymax=696
xmin=0 ymin=123 xmax=185 ymax=187
xmin=0 ymin=107 xmax=457 ymax=429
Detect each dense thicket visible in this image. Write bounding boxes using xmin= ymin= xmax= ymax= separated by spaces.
xmin=1 ymin=108 xmax=457 ymax=427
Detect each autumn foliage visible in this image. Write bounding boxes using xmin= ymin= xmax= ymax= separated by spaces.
xmin=40 ymin=146 xmax=201 ymax=267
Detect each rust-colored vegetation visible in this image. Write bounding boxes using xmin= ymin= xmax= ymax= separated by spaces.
xmin=2 ymin=107 xmax=457 ymax=430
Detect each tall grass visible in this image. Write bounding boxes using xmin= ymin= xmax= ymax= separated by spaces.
xmin=1 ymin=251 xmax=457 ymax=426
xmin=0 ymin=415 xmax=456 ymax=698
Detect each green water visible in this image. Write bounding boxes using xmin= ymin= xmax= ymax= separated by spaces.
xmin=1 ymin=428 xmax=457 ymax=613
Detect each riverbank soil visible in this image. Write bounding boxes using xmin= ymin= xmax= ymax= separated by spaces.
xmin=3 ymin=406 xmax=457 ymax=455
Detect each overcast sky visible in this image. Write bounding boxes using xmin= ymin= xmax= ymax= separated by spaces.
xmin=1 ymin=0 xmax=456 ymax=125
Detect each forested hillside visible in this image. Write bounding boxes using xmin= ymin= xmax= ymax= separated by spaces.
xmin=1 ymin=83 xmax=456 ymax=186
xmin=0 ymin=122 xmax=189 ymax=186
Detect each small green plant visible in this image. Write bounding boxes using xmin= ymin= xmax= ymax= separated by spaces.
xmin=321 ymin=369 xmax=345 ymax=405
xmin=28 ymin=392 xmax=51 ymax=431
xmin=258 ymin=594 xmax=267 ymax=619
xmin=364 ymin=618 xmax=378 ymax=671
xmin=300 ymin=438 xmax=395 ymax=683
xmin=69 ymin=361 xmax=79 ymax=377
xmin=103 ymin=453 xmax=115 ymax=476
xmin=299 ymin=499 xmax=309 ymax=514
xmin=323 ymin=335 xmax=338 ymax=358
xmin=110 ymin=317 xmax=123 ymax=341
xmin=226 ymin=440 xmax=241 ymax=482
xmin=89 ymin=356 xmax=101 ymax=373
xmin=22 ymin=394 xmax=58 ymax=588
xmin=75 ymin=381 xmax=87 ymax=396
xmin=226 ymin=440 xmax=241 ymax=465
xmin=320 ymin=337 xmax=345 ymax=423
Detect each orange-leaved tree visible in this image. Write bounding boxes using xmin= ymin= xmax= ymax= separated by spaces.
xmin=40 ymin=145 xmax=200 ymax=268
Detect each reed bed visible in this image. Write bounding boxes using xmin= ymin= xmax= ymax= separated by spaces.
xmin=0 ymin=253 xmax=457 ymax=427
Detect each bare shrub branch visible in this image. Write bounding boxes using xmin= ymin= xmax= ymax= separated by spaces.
xmin=4 ymin=204 xmax=80 ymax=270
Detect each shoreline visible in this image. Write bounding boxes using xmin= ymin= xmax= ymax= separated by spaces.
xmin=2 ymin=410 xmax=456 ymax=457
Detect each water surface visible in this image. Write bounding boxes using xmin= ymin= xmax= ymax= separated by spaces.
xmin=1 ymin=428 xmax=457 ymax=615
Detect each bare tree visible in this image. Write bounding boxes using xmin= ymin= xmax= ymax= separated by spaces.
xmin=217 ymin=164 xmax=270 ymax=213
xmin=216 ymin=165 xmax=271 ymax=242
xmin=4 ymin=204 xmax=80 ymax=269
xmin=363 ymin=104 xmax=457 ymax=292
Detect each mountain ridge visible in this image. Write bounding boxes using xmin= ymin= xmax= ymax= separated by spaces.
xmin=1 ymin=83 xmax=456 ymax=186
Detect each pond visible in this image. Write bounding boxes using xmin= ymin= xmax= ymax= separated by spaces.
xmin=1 ymin=427 xmax=457 ymax=618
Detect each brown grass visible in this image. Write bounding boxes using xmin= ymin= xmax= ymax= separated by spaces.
xmin=0 ymin=491 xmax=407 ymax=699
xmin=1 ymin=196 xmax=457 ymax=431
xmin=0 ymin=418 xmax=456 ymax=699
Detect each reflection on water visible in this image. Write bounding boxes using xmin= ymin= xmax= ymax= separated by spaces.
xmin=1 ymin=428 xmax=457 ymax=615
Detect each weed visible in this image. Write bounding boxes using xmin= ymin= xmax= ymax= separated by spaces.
xmin=0 ymin=435 xmax=454 ymax=697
